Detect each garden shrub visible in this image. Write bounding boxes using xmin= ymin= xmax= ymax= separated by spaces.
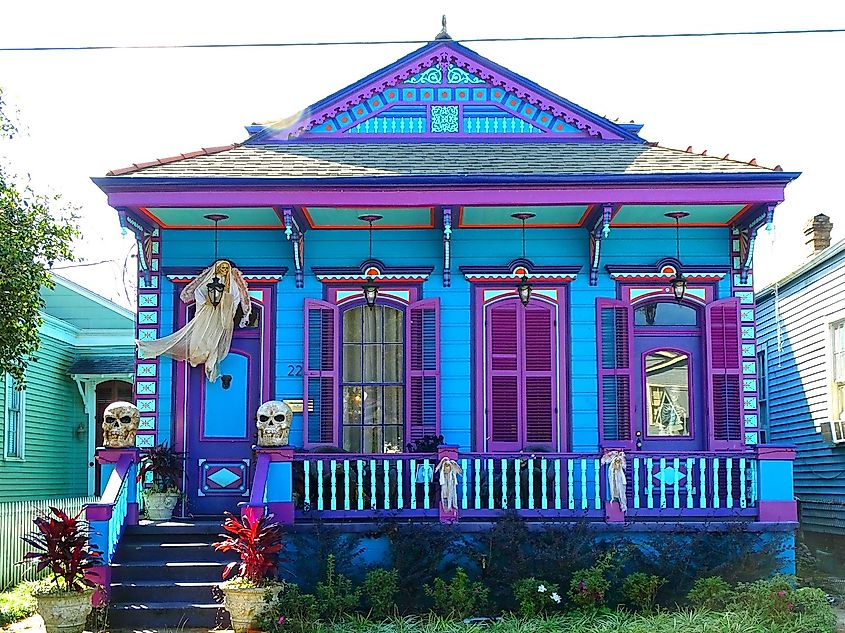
xmin=289 ymin=520 xmax=362 ymax=590
xmin=568 ymin=550 xmax=615 ymax=609
xmin=314 ymin=554 xmax=361 ymax=621
xmin=686 ymin=575 xmax=732 ymax=610
xmin=621 ymin=572 xmax=665 ymax=611
xmin=0 ymin=583 xmax=36 ymax=626
xmin=424 ymin=567 xmax=490 ymax=619
xmin=362 ymin=567 xmax=399 ymax=618
xmin=257 ymin=582 xmax=317 ymax=633
xmin=512 ymin=577 xmax=561 ymax=618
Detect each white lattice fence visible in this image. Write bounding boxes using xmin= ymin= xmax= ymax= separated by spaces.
xmin=0 ymin=496 xmax=97 ymax=590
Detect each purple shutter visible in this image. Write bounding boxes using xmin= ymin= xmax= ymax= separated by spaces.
xmin=407 ymin=298 xmax=440 ymax=441
xmin=524 ymin=304 xmax=556 ymax=445
xmin=303 ymin=299 xmax=338 ymax=446
xmin=487 ymin=302 xmax=520 ymax=450
xmin=706 ymin=298 xmax=743 ymax=448
xmin=597 ymin=298 xmax=634 ymax=447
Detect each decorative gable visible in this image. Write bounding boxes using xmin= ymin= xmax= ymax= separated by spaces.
xmin=252 ymin=42 xmax=639 ymax=143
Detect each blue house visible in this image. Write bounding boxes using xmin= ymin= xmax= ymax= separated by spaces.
xmin=87 ymin=33 xmax=802 ymax=611
xmin=757 ymin=213 xmax=845 ymax=547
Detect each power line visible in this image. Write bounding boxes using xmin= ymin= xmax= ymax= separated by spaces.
xmin=53 ymin=258 xmax=118 ymax=269
xmin=2 ymin=27 xmax=844 ymax=53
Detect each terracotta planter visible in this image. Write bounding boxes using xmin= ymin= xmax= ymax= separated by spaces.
xmin=144 ymin=491 xmax=179 ymax=520
xmin=34 ymin=588 xmax=94 ymax=633
xmin=221 ymin=583 xmax=282 ymax=633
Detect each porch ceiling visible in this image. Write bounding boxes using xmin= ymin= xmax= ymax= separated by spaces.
xmin=139 ymin=206 xmax=284 ymax=228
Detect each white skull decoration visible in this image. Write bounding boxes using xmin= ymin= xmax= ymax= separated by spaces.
xmin=102 ymin=401 xmax=140 ymax=448
xmin=255 ymin=400 xmax=292 ymax=447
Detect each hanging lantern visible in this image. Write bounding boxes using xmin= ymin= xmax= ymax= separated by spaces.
xmin=665 ymin=211 xmax=690 ymax=304
xmin=203 ymin=213 xmax=229 ymax=307
xmin=517 ymin=275 xmax=532 ymax=307
xmin=362 ymin=277 xmax=379 ymax=308
xmin=670 ymin=271 xmax=687 ymax=303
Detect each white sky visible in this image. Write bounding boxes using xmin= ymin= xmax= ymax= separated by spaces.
xmin=1 ymin=0 xmax=843 ymax=308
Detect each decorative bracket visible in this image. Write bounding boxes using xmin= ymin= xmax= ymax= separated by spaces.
xmin=734 ymin=202 xmax=778 ymax=284
xmin=442 ymin=207 xmax=452 ymax=287
xmin=282 ymin=208 xmax=305 ymax=288
xmin=586 ymin=204 xmax=616 ymax=286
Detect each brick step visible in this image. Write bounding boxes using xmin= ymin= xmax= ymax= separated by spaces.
xmin=113 ymin=541 xmax=232 ymax=563
xmin=110 ymin=580 xmax=221 ymax=604
xmin=111 ymin=561 xmax=228 ymax=583
xmin=108 ymin=601 xmax=230 ymax=629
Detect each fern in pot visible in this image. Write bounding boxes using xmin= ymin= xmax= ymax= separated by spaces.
xmin=20 ymin=507 xmax=102 ymax=633
xmin=138 ymin=442 xmax=184 ymax=520
xmin=213 ymin=511 xmax=285 ymax=633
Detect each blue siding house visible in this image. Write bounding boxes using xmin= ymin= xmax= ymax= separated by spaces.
xmin=757 ymin=213 xmax=845 ymax=543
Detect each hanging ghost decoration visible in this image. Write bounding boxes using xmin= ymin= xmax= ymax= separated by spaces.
xmin=435 ymin=457 xmax=462 ymax=512
xmin=600 ymin=450 xmax=628 ymax=513
xmin=137 ymin=260 xmax=251 ymax=382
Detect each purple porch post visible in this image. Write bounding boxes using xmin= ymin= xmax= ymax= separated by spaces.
xmin=756 ymin=445 xmax=798 ymax=522
xmin=95 ymin=447 xmax=141 ymax=524
xmin=437 ymin=445 xmax=459 ymax=523
xmin=241 ymin=446 xmax=295 ymax=524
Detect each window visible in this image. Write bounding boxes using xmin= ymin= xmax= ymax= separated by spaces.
xmin=303 ymin=297 xmax=439 ymax=452
xmin=645 ymin=350 xmax=691 ymax=437
xmin=4 ymin=376 xmax=25 ymax=459
xmin=484 ymin=297 xmax=558 ymax=451
xmin=757 ymin=347 xmax=769 ymax=434
xmin=634 ymin=302 xmax=698 ymax=327
xmin=831 ymin=320 xmax=845 ymax=421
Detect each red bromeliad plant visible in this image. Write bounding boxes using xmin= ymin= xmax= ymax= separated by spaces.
xmin=213 ymin=512 xmax=284 ymax=586
xmin=21 ymin=507 xmax=102 ymax=593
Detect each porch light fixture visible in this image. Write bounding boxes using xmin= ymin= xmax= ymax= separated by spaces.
xmin=665 ymin=211 xmax=690 ymax=303
xmin=358 ymin=214 xmax=383 ymax=308
xmin=203 ymin=213 xmax=229 ymax=307
xmin=512 ymin=212 xmax=536 ymax=306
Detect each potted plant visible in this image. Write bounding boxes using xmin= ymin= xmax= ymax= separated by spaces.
xmin=20 ymin=507 xmax=102 ymax=633
xmin=138 ymin=442 xmax=184 ymax=520
xmin=213 ymin=511 xmax=285 ymax=633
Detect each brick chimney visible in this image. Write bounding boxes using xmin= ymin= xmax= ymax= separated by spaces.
xmin=804 ymin=213 xmax=833 ymax=256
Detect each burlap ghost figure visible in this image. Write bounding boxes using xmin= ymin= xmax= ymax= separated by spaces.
xmin=600 ymin=450 xmax=628 ymax=513
xmin=435 ymin=457 xmax=462 ymax=512
xmin=102 ymin=401 xmax=140 ymax=448
xmin=255 ymin=400 xmax=292 ymax=447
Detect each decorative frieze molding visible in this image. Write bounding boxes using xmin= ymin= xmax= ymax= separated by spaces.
xmin=460 ymin=258 xmax=581 ymax=283
xmin=312 ymin=259 xmax=434 ymax=284
xmin=606 ymin=258 xmax=728 ymax=283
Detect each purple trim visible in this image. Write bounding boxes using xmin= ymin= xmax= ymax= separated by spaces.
xmin=303 ymin=298 xmax=340 ymax=448
xmin=756 ymin=445 xmax=796 ymax=460
xmin=266 ymin=502 xmax=294 ymax=524
xmin=85 ymin=504 xmax=113 ymax=522
xmin=758 ymin=500 xmax=798 ymax=522
xmin=312 ymin=259 xmax=434 ymax=278
xmin=706 ymin=298 xmax=744 ymax=450
xmin=460 ymin=258 xmax=582 ymax=277
xmin=605 ymin=501 xmax=625 ymax=522
xmin=596 ymin=298 xmax=635 ymax=448
xmin=627 ymin=508 xmax=758 ymax=518
xmin=95 ymin=447 xmax=140 ymax=465
xmin=408 ymin=298 xmax=442 ymax=445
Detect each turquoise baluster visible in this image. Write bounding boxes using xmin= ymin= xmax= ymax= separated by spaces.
xmin=410 ymin=459 xmax=417 ymax=510
xmin=594 ymin=458 xmax=601 ymax=510
xmin=567 ymin=459 xmax=574 ymax=510
xmin=317 ymin=460 xmax=324 ymax=511
xmin=646 ymin=458 xmax=654 ymax=509
xmin=750 ymin=459 xmax=758 ymax=505
xmin=357 ymin=460 xmax=364 ymax=510
xmin=739 ymin=457 xmax=747 ymax=508
xmin=487 ymin=459 xmax=494 ymax=509
xmin=501 ymin=458 xmax=508 ymax=510
xmin=686 ymin=458 xmax=694 ymax=509
xmin=633 ymin=458 xmax=640 ymax=509
xmin=659 ymin=458 xmax=667 ymax=509
xmin=304 ymin=460 xmax=311 ymax=510
xmin=673 ymin=457 xmax=680 ymax=509
xmin=713 ymin=458 xmax=720 ymax=509
xmin=397 ymin=459 xmax=404 ymax=509
xmin=527 ymin=458 xmax=535 ymax=509
xmin=461 ymin=458 xmax=469 ymax=510
xmin=580 ymin=459 xmax=587 ymax=510
xmin=422 ymin=459 xmax=430 ymax=509
xmin=726 ymin=458 xmax=733 ymax=508
xmin=699 ymin=458 xmax=706 ymax=508
xmin=474 ymin=458 xmax=481 ymax=509
xmin=383 ymin=460 xmax=390 ymax=511
xmin=541 ymin=458 xmax=548 ymax=510
xmin=554 ymin=459 xmax=562 ymax=510
xmin=514 ymin=459 xmax=522 ymax=510
xmin=330 ymin=460 xmax=337 ymax=511
xmin=370 ymin=459 xmax=377 ymax=510
xmin=343 ymin=460 xmax=350 ymax=511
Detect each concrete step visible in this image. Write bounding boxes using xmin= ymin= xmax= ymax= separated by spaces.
xmin=113 ymin=541 xmax=233 ymax=563
xmin=110 ymin=580 xmax=221 ymax=604
xmin=109 ymin=601 xmax=230 ymax=629
xmin=125 ymin=520 xmax=223 ymax=537
xmin=111 ymin=561 xmax=228 ymax=583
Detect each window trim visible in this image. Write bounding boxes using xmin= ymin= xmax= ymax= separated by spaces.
xmin=4 ymin=375 xmax=26 ymax=460
xmin=472 ymin=284 xmax=570 ymax=453
xmin=756 ymin=346 xmax=768 ymax=434
xmin=827 ymin=316 xmax=845 ymax=424
xmin=641 ymin=346 xmax=695 ymax=441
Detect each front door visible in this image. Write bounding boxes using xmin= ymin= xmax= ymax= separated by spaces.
xmin=186 ymin=334 xmax=261 ymax=515
xmin=633 ymin=335 xmax=704 ymax=451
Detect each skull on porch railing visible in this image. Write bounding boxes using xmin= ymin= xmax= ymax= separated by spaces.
xmin=102 ymin=401 xmax=140 ymax=448
xmin=255 ymin=400 xmax=292 ymax=447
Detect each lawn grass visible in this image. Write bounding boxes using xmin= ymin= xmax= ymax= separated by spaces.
xmin=0 ymin=582 xmax=36 ymax=627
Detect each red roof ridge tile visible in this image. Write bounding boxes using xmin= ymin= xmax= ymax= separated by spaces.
xmin=653 ymin=143 xmax=776 ymax=171
xmin=106 ymin=143 xmax=242 ymax=176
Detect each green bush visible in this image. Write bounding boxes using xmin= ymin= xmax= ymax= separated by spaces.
xmin=512 ymin=577 xmax=561 ymax=618
xmin=424 ymin=567 xmax=490 ymax=619
xmin=731 ymin=574 xmax=798 ymax=622
xmin=257 ymin=582 xmax=318 ymax=633
xmin=314 ymin=554 xmax=361 ymax=621
xmin=569 ymin=551 xmax=615 ymax=609
xmin=362 ymin=567 xmax=399 ymax=618
xmin=0 ymin=583 xmax=36 ymax=626
xmin=621 ymin=572 xmax=665 ymax=611
xmin=686 ymin=576 xmax=732 ymax=610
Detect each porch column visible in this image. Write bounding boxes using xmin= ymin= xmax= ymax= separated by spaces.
xmin=756 ymin=445 xmax=798 ymax=522
xmin=437 ymin=445 xmax=459 ymax=523
xmin=241 ymin=447 xmax=295 ymax=524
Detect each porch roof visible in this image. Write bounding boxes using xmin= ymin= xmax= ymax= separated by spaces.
xmin=104 ymin=142 xmax=787 ymax=180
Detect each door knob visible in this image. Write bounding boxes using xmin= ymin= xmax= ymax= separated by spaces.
xmin=88 ymin=461 xmax=95 ymax=467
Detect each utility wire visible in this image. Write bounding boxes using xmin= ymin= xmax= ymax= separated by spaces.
xmin=2 ymin=27 xmax=844 ymax=52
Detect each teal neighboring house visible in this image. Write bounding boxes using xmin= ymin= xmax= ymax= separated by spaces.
xmin=0 ymin=275 xmax=134 ymax=500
